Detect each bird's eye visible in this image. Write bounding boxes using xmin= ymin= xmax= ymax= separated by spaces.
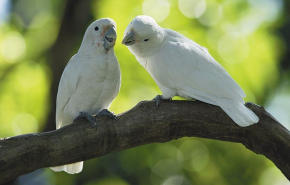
xmin=144 ymin=39 xmax=149 ymax=42
xmin=94 ymin=26 xmax=99 ymax=31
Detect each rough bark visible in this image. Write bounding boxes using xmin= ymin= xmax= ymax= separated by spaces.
xmin=0 ymin=100 xmax=289 ymax=184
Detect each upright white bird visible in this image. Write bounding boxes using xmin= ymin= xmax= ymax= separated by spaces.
xmin=122 ymin=15 xmax=259 ymax=127
xmin=50 ymin=18 xmax=121 ymax=174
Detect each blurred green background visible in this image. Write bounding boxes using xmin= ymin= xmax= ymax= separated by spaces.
xmin=1 ymin=0 xmax=290 ymax=184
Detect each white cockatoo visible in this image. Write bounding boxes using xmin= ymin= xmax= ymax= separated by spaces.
xmin=122 ymin=15 xmax=259 ymax=127
xmin=50 ymin=18 xmax=121 ymax=174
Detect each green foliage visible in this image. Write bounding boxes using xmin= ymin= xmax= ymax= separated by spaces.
xmin=0 ymin=0 xmax=289 ymax=184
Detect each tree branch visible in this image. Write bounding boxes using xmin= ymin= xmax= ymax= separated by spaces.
xmin=0 ymin=100 xmax=289 ymax=184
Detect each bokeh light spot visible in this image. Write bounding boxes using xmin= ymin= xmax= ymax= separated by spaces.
xmin=12 ymin=113 xmax=38 ymax=135
xmin=266 ymin=91 xmax=290 ymax=130
xmin=260 ymin=167 xmax=290 ymax=185
xmin=14 ymin=0 xmax=51 ymax=27
xmin=248 ymin=0 xmax=283 ymax=23
xmin=162 ymin=175 xmax=191 ymax=185
xmin=206 ymin=28 xmax=223 ymax=49
xmin=177 ymin=139 xmax=209 ymax=172
xmin=142 ymin=0 xmax=170 ymax=23
xmin=16 ymin=61 xmax=42 ymax=87
xmin=85 ymin=177 xmax=130 ymax=185
xmin=178 ymin=0 xmax=206 ymax=19
xmin=197 ymin=1 xmax=223 ymax=27
xmin=152 ymin=159 xmax=182 ymax=177
xmin=1 ymin=31 xmax=26 ymax=62
xmin=218 ymin=33 xmax=249 ymax=64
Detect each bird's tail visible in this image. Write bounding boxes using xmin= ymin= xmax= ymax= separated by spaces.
xmin=215 ymin=99 xmax=259 ymax=127
xmin=50 ymin=161 xmax=83 ymax=174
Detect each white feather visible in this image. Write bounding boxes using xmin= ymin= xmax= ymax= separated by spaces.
xmin=50 ymin=18 xmax=121 ymax=174
xmin=50 ymin=162 xmax=83 ymax=174
xmin=123 ymin=15 xmax=259 ymax=126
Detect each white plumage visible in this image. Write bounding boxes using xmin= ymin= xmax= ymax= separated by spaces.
xmin=122 ymin=15 xmax=258 ymax=127
xmin=50 ymin=18 xmax=121 ymax=174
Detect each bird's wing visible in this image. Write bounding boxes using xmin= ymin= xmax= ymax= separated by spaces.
xmin=155 ymin=29 xmax=245 ymax=103
xmin=55 ymin=54 xmax=80 ymax=128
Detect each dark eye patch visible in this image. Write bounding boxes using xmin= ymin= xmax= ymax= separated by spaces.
xmin=95 ymin=26 xmax=99 ymax=31
xmin=144 ymin=39 xmax=149 ymax=41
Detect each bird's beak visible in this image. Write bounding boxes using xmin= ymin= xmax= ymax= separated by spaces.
xmin=122 ymin=31 xmax=135 ymax=46
xmin=104 ymin=26 xmax=117 ymax=50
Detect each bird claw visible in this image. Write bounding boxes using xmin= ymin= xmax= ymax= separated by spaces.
xmin=96 ymin=109 xmax=118 ymax=120
xmin=153 ymin=95 xmax=171 ymax=107
xmin=73 ymin=112 xmax=97 ymax=126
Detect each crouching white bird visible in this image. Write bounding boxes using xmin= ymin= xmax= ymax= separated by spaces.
xmin=50 ymin=18 xmax=121 ymax=174
xmin=122 ymin=15 xmax=259 ymax=127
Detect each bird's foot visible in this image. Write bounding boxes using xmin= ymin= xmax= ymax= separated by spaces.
xmin=73 ymin=112 xmax=96 ymax=126
xmin=96 ymin=109 xmax=118 ymax=120
xmin=153 ymin=95 xmax=172 ymax=107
